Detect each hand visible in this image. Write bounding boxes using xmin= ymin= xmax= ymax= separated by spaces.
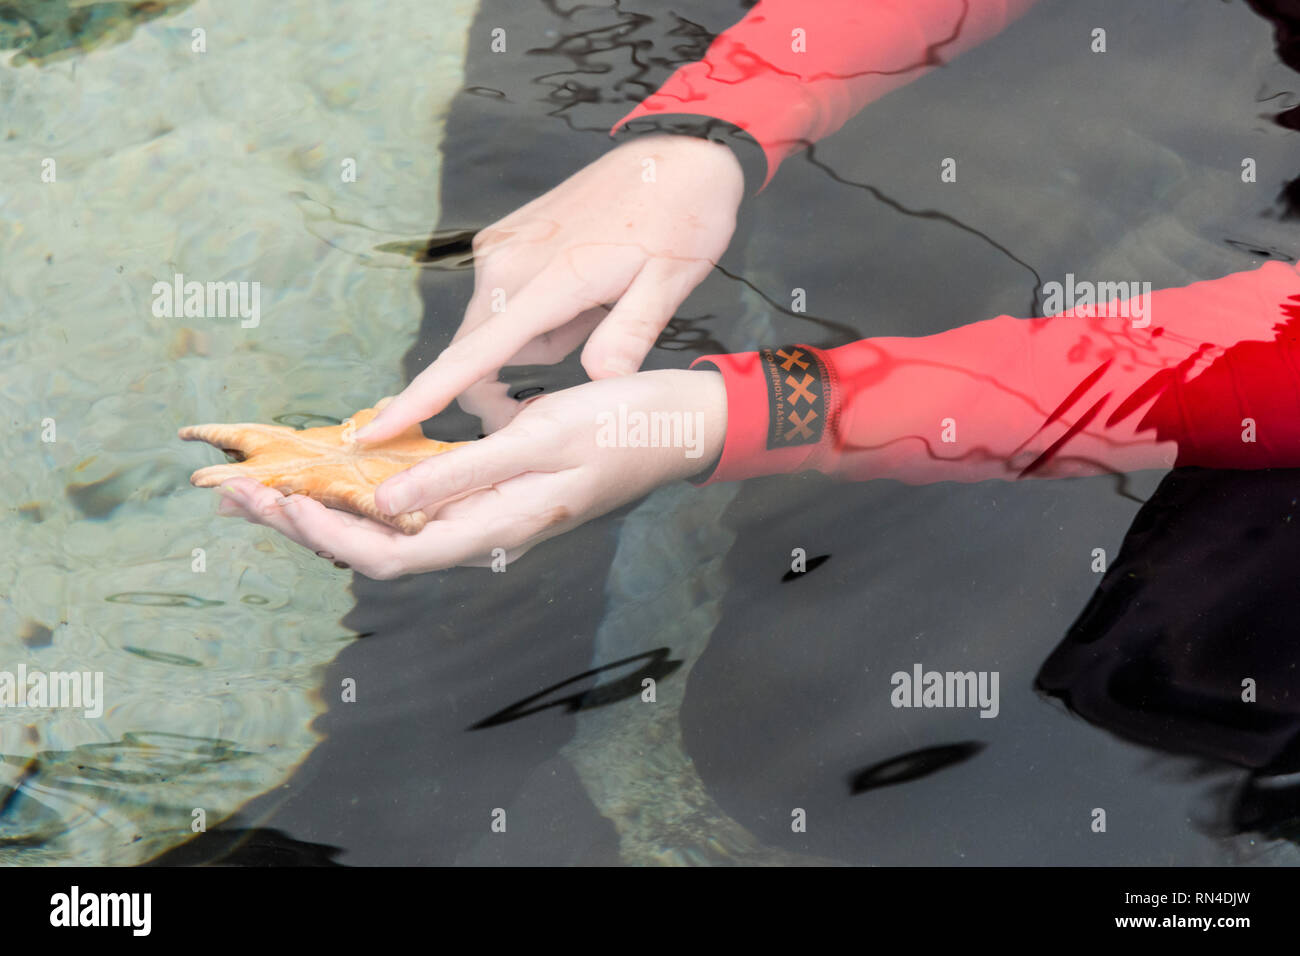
xmin=353 ymin=134 xmax=743 ymax=441
xmin=215 ymin=369 xmax=727 ymax=579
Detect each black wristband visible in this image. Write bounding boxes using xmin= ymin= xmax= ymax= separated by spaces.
xmin=611 ymin=114 xmax=768 ymax=195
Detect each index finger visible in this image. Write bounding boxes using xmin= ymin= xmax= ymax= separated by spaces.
xmin=354 ymin=272 xmax=604 ymax=444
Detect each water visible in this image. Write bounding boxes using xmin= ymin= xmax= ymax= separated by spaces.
xmin=0 ymin=0 xmax=474 ymax=863
xmin=3 ymin=0 xmax=1300 ymax=865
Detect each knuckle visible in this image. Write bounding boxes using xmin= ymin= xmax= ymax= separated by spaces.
xmin=615 ymin=312 xmax=662 ymax=345
xmin=553 ymin=258 xmax=605 ymax=307
xmin=471 ymin=227 xmax=503 ymax=252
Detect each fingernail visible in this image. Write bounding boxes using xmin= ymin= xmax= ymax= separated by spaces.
xmin=380 ymin=482 xmax=412 ymax=516
xmin=602 ymin=357 xmax=635 ymax=376
xmin=352 ymin=423 xmax=377 ymax=443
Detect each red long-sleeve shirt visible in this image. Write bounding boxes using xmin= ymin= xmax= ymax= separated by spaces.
xmin=694 ymin=262 xmax=1300 ymax=483
xmin=613 ymin=0 xmax=1300 ymax=483
xmin=614 ymin=0 xmax=1039 ymax=188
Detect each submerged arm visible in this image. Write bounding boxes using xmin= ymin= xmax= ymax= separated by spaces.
xmin=693 ymin=261 xmax=1300 ymax=484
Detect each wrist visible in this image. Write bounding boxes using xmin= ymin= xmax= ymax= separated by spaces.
xmin=612 ymin=117 xmax=761 ymax=195
xmin=680 ymin=368 xmax=727 ymax=481
xmin=620 ymin=369 xmax=727 ymax=482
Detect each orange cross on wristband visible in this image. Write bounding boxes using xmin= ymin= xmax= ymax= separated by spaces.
xmin=787 ymin=409 xmax=818 ymax=441
xmin=776 ymin=348 xmax=809 ymax=371
xmin=787 ymin=373 xmax=816 ymax=404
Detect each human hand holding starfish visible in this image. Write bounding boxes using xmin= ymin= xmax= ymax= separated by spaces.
xmin=179 ymin=401 xmax=462 ymax=534
xmin=213 ymin=370 xmax=727 ymax=579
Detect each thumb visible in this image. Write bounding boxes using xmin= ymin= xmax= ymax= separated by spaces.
xmin=374 ymin=428 xmax=545 ymax=517
xmin=580 ymin=258 xmax=713 ymax=379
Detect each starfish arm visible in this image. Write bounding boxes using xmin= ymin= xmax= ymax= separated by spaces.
xmin=313 ymin=478 xmax=430 ymax=534
xmin=188 ymin=462 xmax=257 ymax=487
xmin=178 ymin=422 xmax=296 ymax=456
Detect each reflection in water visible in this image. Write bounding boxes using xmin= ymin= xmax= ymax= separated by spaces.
xmin=272 ymin=413 xmax=343 ymax=431
xmin=0 ymin=733 xmax=255 ymax=864
xmin=373 ymin=229 xmax=477 ymax=271
xmin=106 ymin=592 xmax=223 ymax=609
xmin=781 ymin=553 xmax=830 ymax=582
xmin=122 ymin=646 xmax=204 ymax=667
xmin=849 ymin=742 xmax=986 ymax=795
xmin=799 ymin=146 xmax=1047 ymax=317
xmin=469 ymin=649 xmax=682 ymax=730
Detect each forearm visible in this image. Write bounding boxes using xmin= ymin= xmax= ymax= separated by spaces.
xmin=693 ymin=261 xmax=1300 ymax=484
xmin=613 ymin=0 xmax=1039 ymax=188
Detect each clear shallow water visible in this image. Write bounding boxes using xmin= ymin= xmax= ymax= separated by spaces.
xmin=4 ymin=0 xmax=1300 ymax=865
xmin=0 ymin=0 xmax=473 ymax=863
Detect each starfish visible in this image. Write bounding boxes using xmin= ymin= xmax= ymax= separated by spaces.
xmin=178 ymin=400 xmax=462 ymax=534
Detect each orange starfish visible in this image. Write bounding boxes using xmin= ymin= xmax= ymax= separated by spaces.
xmin=178 ymin=400 xmax=462 ymax=534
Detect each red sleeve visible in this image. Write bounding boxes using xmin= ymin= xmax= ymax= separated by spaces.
xmin=612 ymin=0 xmax=1039 ymax=188
xmin=692 ymin=261 xmax=1300 ymax=484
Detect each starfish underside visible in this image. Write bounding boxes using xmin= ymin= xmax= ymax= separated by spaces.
xmin=178 ymin=403 xmax=462 ymax=534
